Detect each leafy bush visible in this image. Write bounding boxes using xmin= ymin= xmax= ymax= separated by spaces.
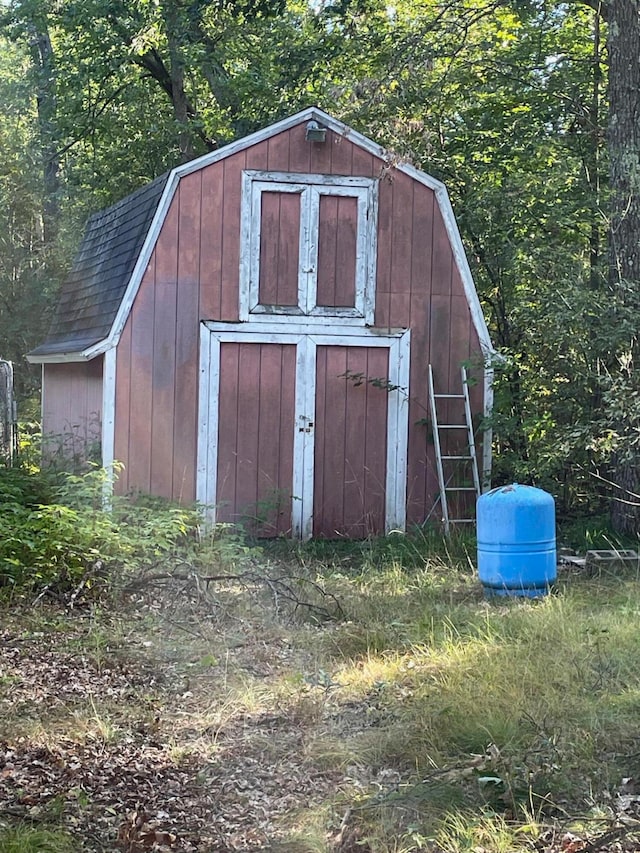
xmin=0 ymin=464 xmax=247 ymax=595
xmin=0 ymin=464 xmax=57 ymax=507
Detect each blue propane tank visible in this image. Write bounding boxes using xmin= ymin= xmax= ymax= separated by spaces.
xmin=477 ymin=484 xmax=556 ymax=597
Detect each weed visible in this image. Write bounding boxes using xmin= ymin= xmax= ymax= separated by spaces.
xmin=72 ymin=696 xmax=122 ymax=743
xmin=431 ymin=810 xmax=539 ymax=852
xmin=558 ymin=513 xmax=635 ymax=552
xmin=0 ymin=465 xmax=254 ymax=598
xmin=0 ymin=825 xmax=77 ymax=853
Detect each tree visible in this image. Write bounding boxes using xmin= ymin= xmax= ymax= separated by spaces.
xmin=0 ymin=34 xmax=54 ymax=401
xmin=601 ymin=0 xmax=640 ymax=533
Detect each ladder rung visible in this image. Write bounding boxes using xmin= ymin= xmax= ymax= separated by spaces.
xmin=428 ymin=363 xmax=481 ymax=537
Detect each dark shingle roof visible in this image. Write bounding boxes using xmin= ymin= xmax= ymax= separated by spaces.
xmin=29 ymin=172 xmax=170 ymax=358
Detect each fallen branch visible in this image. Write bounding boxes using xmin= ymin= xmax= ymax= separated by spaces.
xmin=583 ymin=820 xmax=640 ymax=852
xmin=122 ymin=567 xmax=344 ymax=621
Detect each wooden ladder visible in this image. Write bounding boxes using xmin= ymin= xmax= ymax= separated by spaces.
xmin=428 ymin=364 xmax=481 ymax=536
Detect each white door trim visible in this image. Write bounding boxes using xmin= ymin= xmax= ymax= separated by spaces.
xmin=295 ymin=334 xmax=316 ymax=538
xmin=197 ymin=323 xmax=410 ymax=537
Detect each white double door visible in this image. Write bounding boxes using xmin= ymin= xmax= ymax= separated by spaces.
xmin=197 ymin=322 xmax=410 ymax=538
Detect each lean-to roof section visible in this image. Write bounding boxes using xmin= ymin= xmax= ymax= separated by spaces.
xmin=28 ymin=173 xmax=170 ymax=361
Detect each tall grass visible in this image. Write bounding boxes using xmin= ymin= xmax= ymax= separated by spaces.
xmin=280 ymin=536 xmax=640 ymax=851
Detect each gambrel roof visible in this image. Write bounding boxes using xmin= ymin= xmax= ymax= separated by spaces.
xmin=29 ymin=173 xmax=170 ymax=359
xmin=28 ymin=107 xmax=494 ymax=364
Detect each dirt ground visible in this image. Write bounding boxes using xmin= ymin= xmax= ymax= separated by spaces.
xmin=1 ymin=576 xmax=639 ymax=853
xmin=0 ymin=580 xmax=354 ymax=852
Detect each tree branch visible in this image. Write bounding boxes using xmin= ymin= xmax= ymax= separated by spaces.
xmin=568 ymin=0 xmax=609 ymax=22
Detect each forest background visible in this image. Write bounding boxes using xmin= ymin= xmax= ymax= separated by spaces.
xmin=1 ymin=0 xmax=639 ymax=534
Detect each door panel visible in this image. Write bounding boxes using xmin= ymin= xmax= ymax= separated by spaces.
xmin=242 ymin=173 xmax=376 ymax=322
xmin=313 ymin=345 xmax=389 ymax=538
xmin=316 ymin=195 xmax=358 ymax=309
xmin=216 ymin=341 xmax=296 ymax=535
xmin=258 ymin=191 xmax=301 ymax=308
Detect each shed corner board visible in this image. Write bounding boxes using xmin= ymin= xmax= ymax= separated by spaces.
xmin=107 ymin=171 xmax=181 ymax=350
xmin=101 ymin=346 xmax=117 ymax=503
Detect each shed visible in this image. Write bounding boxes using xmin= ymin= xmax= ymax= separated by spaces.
xmin=29 ymin=108 xmax=495 ymax=538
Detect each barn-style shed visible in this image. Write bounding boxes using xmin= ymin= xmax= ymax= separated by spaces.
xmin=29 ymin=108 xmax=495 ymax=538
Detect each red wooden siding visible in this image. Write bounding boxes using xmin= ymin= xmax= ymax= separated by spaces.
xmin=199 ymin=163 xmax=224 ymax=321
xmin=150 ymin=190 xmax=178 ymax=498
xmin=113 ymin=119 xmax=485 ymax=532
xmin=370 ymin=171 xmax=485 ymax=526
xmin=258 ymin=191 xmax=300 ymax=307
xmin=220 ymin=154 xmax=245 ymax=321
xmin=316 ymin=195 xmax=358 ymax=308
xmin=122 ymin=258 xmax=155 ymax=494
xmin=42 ymin=359 xmax=103 ymax=462
xmin=215 ymin=342 xmax=296 ymax=535
xmin=313 ymin=346 xmax=388 ymax=538
xmin=173 ymin=169 xmax=202 ymax=501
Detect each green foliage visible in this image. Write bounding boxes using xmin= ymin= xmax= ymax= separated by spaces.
xmin=268 ymin=528 xmax=477 ymax=579
xmin=0 ymin=465 xmax=246 ymax=594
xmin=0 ymin=825 xmax=76 ymax=853
xmin=0 ymin=0 xmax=636 ymax=528
xmin=558 ymin=511 xmax=639 ymax=554
xmin=0 ymin=35 xmax=58 ymax=400
xmin=0 ymin=464 xmax=56 ymax=507
xmin=0 ymin=469 xmax=115 ymax=589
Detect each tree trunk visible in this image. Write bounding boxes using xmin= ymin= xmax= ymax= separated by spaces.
xmin=160 ymin=1 xmax=197 ymax=162
xmin=587 ymin=8 xmax=603 ymax=289
xmin=607 ymin=0 xmax=640 ymax=534
xmin=27 ymin=21 xmax=60 ymax=246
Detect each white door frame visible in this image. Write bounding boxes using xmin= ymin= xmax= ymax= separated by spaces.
xmin=197 ymin=321 xmax=411 ymax=538
xmin=239 ymin=171 xmax=378 ymax=325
